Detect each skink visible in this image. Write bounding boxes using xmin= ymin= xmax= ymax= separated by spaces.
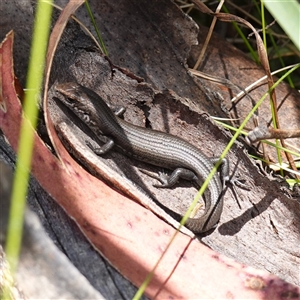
xmin=55 ymin=82 xmax=228 ymax=233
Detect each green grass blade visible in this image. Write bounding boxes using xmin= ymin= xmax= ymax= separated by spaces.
xmin=222 ymin=5 xmax=259 ymax=62
xmin=85 ymin=0 xmax=108 ymax=55
xmin=263 ymin=0 xmax=300 ymax=51
xmin=5 ymin=0 xmax=53 ymax=278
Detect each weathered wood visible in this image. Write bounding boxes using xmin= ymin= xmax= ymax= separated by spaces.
xmin=0 ymin=0 xmax=299 ymax=298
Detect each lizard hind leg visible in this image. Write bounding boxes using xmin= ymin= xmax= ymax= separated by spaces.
xmin=139 ymin=167 xmax=197 ymax=188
